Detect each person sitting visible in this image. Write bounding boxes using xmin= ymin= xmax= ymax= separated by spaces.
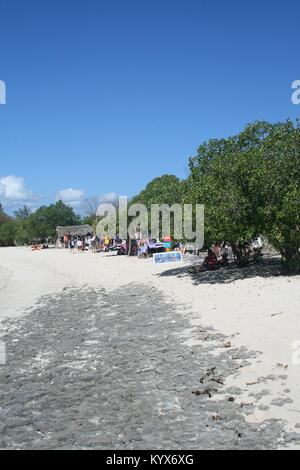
xmin=203 ymin=249 xmax=218 ymax=270
xmin=218 ymin=252 xmax=229 ymax=267
xmin=212 ymin=243 xmax=221 ymax=258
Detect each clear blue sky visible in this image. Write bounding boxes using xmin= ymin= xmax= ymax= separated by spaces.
xmin=0 ymin=0 xmax=299 ymax=213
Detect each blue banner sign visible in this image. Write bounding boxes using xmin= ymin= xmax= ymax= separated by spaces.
xmin=153 ymin=251 xmax=182 ymax=264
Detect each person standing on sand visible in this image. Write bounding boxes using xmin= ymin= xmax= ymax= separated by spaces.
xmin=137 ymin=240 xmax=142 ymax=258
xmin=141 ymin=240 xmax=148 ymax=259
xmin=64 ymin=234 xmax=68 ymax=249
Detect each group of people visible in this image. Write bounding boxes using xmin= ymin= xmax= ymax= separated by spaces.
xmin=202 ymin=242 xmax=233 ymax=271
xmin=71 ymin=238 xmax=86 ymax=252
xmin=57 ymin=234 xmax=235 ymax=269
xmin=67 ymin=238 xmax=87 ymax=252
xmin=137 ymin=239 xmax=149 ymax=258
xmin=89 ymin=235 xmax=127 ymax=255
xmin=56 ymin=234 xmax=93 ymax=252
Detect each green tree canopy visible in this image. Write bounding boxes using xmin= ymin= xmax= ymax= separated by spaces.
xmin=14 ymin=205 xmax=32 ymax=220
xmin=0 ymin=221 xmax=17 ymax=246
xmin=0 ymin=203 xmax=13 ymax=226
xmin=184 ymin=119 xmax=300 ymax=267
xmin=26 ymin=200 xmax=82 ymax=240
xmin=130 ymin=174 xmax=183 ymax=209
xmin=128 ymin=175 xmax=183 ymax=239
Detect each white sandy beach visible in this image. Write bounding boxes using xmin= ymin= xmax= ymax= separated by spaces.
xmin=1 ymin=246 xmax=300 ymax=448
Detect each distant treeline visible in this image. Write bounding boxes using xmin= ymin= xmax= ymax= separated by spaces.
xmin=1 ymin=119 xmax=299 ymax=269
xmin=0 ymin=200 xmax=83 ymax=246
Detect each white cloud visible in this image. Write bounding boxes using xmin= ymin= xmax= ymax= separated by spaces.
xmin=0 ymin=175 xmax=37 ymax=207
xmin=56 ymin=188 xmax=85 ymax=207
xmin=99 ymin=192 xmax=118 ymax=204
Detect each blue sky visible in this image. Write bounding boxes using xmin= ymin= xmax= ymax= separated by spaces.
xmin=0 ymin=0 xmax=299 ymax=214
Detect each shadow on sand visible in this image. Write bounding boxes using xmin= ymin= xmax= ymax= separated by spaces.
xmin=156 ymin=256 xmax=299 ymax=285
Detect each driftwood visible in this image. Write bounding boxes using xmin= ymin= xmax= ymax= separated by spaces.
xmin=192 ymin=388 xmax=218 ymax=398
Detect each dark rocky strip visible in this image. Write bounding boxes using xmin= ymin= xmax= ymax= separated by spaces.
xmin=0 ymin=284 xmax=298 ymax=449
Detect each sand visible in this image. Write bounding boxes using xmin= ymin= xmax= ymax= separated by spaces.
xmin=0 ymin=246 xmax=300 ymax=449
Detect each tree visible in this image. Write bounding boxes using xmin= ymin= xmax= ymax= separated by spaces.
xmin=184 ymin=120 xmax=300 ymax=268
xmin=184 ymin=124 xmax=266 ymax=264
xmin=130 ymin=175 xmax=183 ymax=209
xmin=128 ymin=175 xmax=183 ymax=239
xmin=26 ymin=200 xmax=82 ymax=240
xmin=0 ymin=222 xmax=17 ymax=246
xmin=14 ymin=205 xmax=32 ymax=220
xmin=82 ymin=215 xmax=94 ymax=226
xmin=248 ymin=119 xmax=300 ymax=269
xmin=81 ymin=195 xmax=118 ymax=224
xmin=0 ymin=203 xmax=13 ymax=226
xmin=81 ymin=196 xmax=100 ymax=221
xmin=14 ymin=223 xmax=30 ymax=245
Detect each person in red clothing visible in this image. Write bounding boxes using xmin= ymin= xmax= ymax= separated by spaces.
xmin=203 ymin=248 xmax=218 ymax=270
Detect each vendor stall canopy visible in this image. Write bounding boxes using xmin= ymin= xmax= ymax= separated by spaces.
xmin=56 ymin=224 xmax=93 ymax=238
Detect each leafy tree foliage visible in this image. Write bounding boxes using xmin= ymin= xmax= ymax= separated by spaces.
xmin=26 ymin=200 xmax=81 ymax=240
xmin=0 ymin=203 xmax=13 ymax=226
xmin=129 ymin=175 xmax=183 ymax=239
xmin=0 ymin=222 xmax=17 ymax=245
xmin=14 ymin=205 xmax=32 ymax=220
xmin=249 ymin=119 xmax=300 ymax=268
xmin=184 ymin=120 xmax=300 ymax=268
xmin=130 ymin=174 xmax=183 ymax=209
xmin=82 ymin=215 xmax=94 ymax=226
